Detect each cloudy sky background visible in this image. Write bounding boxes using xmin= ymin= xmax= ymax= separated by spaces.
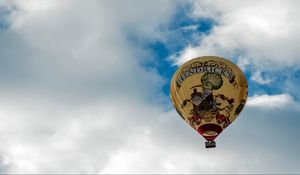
xmin=0 ymin=0 xmax=300 ymax=173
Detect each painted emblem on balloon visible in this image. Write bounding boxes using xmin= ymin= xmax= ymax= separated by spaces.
xmin=181 ymin=72 xmax=235 ymax=129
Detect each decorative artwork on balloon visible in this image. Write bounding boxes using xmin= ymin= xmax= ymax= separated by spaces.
xmin=170 ymin=56 xmax=248 ymax=148
xmin=181 ymin=72 xmax=235 ymax=130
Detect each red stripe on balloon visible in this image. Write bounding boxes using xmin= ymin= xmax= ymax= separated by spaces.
xmin=197 ymin=124 xmax=223 ymax=141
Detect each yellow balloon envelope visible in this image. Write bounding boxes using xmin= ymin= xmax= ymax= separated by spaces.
xmin=170 ymin=56 xmax=248 ymax=148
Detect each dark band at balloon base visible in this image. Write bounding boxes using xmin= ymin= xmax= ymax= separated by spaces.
xmin=197 ymin=124 xmax=223 ymax=141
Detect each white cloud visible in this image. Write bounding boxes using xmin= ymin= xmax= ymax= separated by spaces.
xmin=1 ymin=0 xmax=178 ymax=102
xmin=0 ymin=0 xmax=181 ymax=173
xmin=247 ymin=93 xmax=294 ymax=108
xmin=172 ymin=0 xmax=300 ymax=68
xmin=251 ymin=70 xmax=272 ymax=84
xmin=0 ymin=97 xmax=164 ymax=173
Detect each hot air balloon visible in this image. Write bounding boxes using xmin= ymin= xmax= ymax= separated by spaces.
xmin=170 ymin=56 xmax=248 ymax=148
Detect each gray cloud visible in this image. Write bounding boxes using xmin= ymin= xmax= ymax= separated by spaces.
xmin=0 ymin=0 xmax=181 ymax=173
xmin=0 ymin=0 xmax=178 ymax=103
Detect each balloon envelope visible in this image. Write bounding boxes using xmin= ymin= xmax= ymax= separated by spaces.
xmin=170 ymin=56 xmax=248 ymax=142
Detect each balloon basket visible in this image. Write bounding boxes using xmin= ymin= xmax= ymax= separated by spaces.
xmin=205 ymin=141 xmax=216 ymax=148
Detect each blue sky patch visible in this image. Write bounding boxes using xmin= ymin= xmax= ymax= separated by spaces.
xmin=142 ymin=5 xmax=216 ymax=96
xmin=0 ymin=4 xmax=13 ymax=29
xmin=244 ymin=65 xmax=300 ymax=100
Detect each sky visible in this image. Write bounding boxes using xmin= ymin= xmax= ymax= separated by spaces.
xmin=0 ymin=0 xmax=300 ymax=173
